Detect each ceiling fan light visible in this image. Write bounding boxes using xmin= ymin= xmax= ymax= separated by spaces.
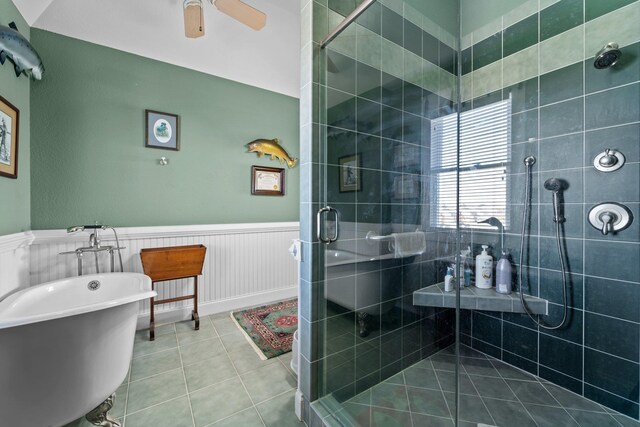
xmin=184 ymin=0 xmax=205 ymax=38
xmin=213 ymin=0 xmax=267 ymax=31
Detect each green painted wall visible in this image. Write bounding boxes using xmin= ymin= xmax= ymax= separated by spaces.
xmin=0 ymin=2 xmax=30 ymax=235
xmin=30 ymin=30 xmax=299 ymax=229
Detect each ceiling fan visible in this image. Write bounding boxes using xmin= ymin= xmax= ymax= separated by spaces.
xmin=183 ymin=0 xmax=267 ymax=38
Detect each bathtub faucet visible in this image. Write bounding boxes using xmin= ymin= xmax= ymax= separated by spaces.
xmin=61 ymin=224 xmax=126 ymax=275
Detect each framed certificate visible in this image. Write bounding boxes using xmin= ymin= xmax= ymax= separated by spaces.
xmin=251 ymin=165 xmax=285 ymax=196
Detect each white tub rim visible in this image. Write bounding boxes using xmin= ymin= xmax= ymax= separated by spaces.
xmin=325 ymin=249 xmax=397 ymax=267
xmin=0 ymin=272 xmax=155 ymax=330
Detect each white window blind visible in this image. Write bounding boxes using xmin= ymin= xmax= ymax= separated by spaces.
xmin=430 ymin=98 xmax=511 ymax=229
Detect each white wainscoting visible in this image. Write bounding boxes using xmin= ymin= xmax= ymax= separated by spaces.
xmin=0 ymin=232 xmax=33 ymax=299
xmin=26 ymin=222 xmax=299 ymax=326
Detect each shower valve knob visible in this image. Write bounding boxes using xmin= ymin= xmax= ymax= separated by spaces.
xmin=599 ymin=212 xmax=616 ymax=235
xmin=588 ymin=203 xmax=633 ymax=236
xmin=594 ymin=149 xmax=625 ymax=172
xmin=599 ymin=150 xmax=618 ymax=167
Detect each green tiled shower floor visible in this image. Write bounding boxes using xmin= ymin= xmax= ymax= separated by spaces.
xmin=331 ymin=345 xmax=640 ymax=427
xmin=63 ymin=312 xmax=302 ymax=427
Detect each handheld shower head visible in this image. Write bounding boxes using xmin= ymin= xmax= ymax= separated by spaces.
xmin=66 ymin=225 xmax=85 ymax=233
xmin=544 ymin=178 xmax=565 ymax=223
xmin=544 ymin=178 xmax=563 ymax=193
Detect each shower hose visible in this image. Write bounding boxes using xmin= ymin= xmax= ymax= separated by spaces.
xmin=519 ymin=158 xmax=568 ymax=330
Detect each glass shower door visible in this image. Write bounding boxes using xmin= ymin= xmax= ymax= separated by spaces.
xmin=312 ymin=0 xmax=461 ymax=424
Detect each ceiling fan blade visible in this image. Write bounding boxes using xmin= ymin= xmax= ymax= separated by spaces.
xmin=212 ymin=0 xmax=267 ymax=31
xmin=184 ymin=0 xmax=205 ymax=38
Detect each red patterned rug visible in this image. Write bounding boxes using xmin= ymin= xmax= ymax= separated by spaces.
xmin=231 ymin=299 xmax=298 ymax=360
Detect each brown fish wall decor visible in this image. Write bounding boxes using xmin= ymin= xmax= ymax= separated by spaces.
xmin=246 ymin=138 xmax=298 ymax=168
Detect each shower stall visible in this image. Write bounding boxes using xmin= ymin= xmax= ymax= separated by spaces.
xmin=298 ymin=0 xmax=640 ymax=425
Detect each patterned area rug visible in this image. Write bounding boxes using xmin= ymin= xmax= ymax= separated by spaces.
xmin=231 ymin=299 xmax=298 ymax=360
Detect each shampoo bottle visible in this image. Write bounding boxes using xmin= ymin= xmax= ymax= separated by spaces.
xmin=496 ymin=251 xmax=512 ymax=294
xmin=463 ymin=246 xmax=473 ymax=287
xmin=444 ymin=266 xmax=454 ymax=292
xmin=475 ymin=245 xmax=493 ymax=289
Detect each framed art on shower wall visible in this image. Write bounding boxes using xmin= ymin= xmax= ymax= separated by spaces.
xmin=0 ymin=95 xmax=19 ymax=179
xmin=339 ymin=154 xmax=361 ymax=192
xmin=251 ymin=165 xmax=285 ymax=196
xmin=145 ymin=110 xmax=179 ymax=150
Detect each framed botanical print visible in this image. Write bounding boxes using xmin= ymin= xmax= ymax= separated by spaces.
xmin=339 ymin=154 xmax=361 ymax=192
xmin=145 ymin=110 xmax=179 ymax=151
xmin=0 ymin=95 xmax=19 ymax=179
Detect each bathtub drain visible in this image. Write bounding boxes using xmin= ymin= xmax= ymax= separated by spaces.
xmin=87 ymin=280 xmax=101 ymax=291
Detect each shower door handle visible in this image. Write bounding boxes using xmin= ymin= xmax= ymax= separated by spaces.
xmin=317 ymin=206 xmax=339 ymax=244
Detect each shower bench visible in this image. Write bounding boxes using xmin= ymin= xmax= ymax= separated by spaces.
xmin=413 ymin=283 xmax=548 ymax=314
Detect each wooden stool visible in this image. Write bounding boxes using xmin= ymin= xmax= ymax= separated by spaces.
xmin=140 ymin=244 xmax=206 ymax=341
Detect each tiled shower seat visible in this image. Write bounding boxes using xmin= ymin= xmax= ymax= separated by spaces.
xmin=414 ymin=283 xmax=548 ymax=315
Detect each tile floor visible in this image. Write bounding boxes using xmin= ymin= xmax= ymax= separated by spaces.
xmin=63 ymin=312 xmax=303 ymax=427
xmin=327 ymin=345 xmax=640 ymax=427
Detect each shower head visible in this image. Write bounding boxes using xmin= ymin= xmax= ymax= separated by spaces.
xmin=544 ymin=178 xmax=564 ymax=193
xmin=594 ymin=43 xmax=622 ymax=69
xmin=523 ymin=156 xmax=536 ymax=167
xmin=66 ymin=225 xmax=85 ymax=233
xmin=544 ymin=178 xmax=565 ymax=223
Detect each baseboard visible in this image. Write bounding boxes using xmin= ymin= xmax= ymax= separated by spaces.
xmin=135 ymin=286 xmax=298 ymax=329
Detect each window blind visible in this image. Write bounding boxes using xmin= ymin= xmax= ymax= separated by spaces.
xmin=430 ymin=98 xmax=511 ymax=229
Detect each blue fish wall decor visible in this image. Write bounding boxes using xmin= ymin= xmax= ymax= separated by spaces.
xmin=0 ymin=21 xmax=45 ymax=80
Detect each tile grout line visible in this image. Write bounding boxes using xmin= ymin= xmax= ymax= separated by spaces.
xmin=461 ymin=362 xmax=498 ymax=426
xmin=215 ymin=319 xmax=269 ymax=427
xmin=178 ymin=318 xmax=211 ymax=427
xmin=487 ymin=356 xmax=541 ymax=427
xmin=125 ymin=394 xmax=190 ymax=419
xmin=427 ymin=358 xmax=455 ymax=423
xmin=201 ymin=387 xmax=297 ymax=427
xmin=121 ymin=357 xmax=132 ymax=426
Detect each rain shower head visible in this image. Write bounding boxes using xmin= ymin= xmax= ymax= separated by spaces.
xmin=594 ymin=43 xmax=622 ymax=69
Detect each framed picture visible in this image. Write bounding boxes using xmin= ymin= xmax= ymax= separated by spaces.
xmin=251 ymin=165 xmax=285 ymax=196
xmin=0 ymin=95 xmax=19 ymax=179
xmin=145 ymin=110 xmax=179 ymax=151
xmin=339 ymin=154 xmax=361 ymax=192
xmin=393 ymin=175 xmax=421 ymax=199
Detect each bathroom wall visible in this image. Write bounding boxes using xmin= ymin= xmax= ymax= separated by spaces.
xmin=29 ymin=29 xmax=300 ymax=230
xmin=459 ymin=0 xmax=640 ymax=419
xmin=28 ymin=223 xmax=299 ymax=323
xmin=299 ymin=0 xmax=459 ymax=418
xmin=0 ymin=2 xmax=30 ymax=236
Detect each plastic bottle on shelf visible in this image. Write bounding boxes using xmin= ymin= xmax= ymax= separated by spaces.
xmin=463 ymin=246 xmax=473 ymax=287
xmin=444 ymin=266 xmax=454 ymax=292
xmin=496 ymin=251 xmax=512 ymax=294
xmin=475 ymin=245 xmax=493 ymax=289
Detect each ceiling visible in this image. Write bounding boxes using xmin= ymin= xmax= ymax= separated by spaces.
xmin=12 ymin=0 xmax=301 ymax=98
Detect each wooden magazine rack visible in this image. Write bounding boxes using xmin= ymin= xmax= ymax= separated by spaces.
xmin=140 ymin=244 xmax=207 ymax=341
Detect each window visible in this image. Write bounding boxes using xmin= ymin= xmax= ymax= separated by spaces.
xmin=430 ymin=98 xmax=511 ymax=229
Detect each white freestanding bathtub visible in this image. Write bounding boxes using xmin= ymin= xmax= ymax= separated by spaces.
xmin=0 ymin=273 xmax=155 ymax=427
xmin=324 ymin=249 xmax=403 ymax=336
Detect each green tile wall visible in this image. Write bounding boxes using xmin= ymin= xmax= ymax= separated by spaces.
xmin=461 ymin=0 xmax=640 ymax=419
